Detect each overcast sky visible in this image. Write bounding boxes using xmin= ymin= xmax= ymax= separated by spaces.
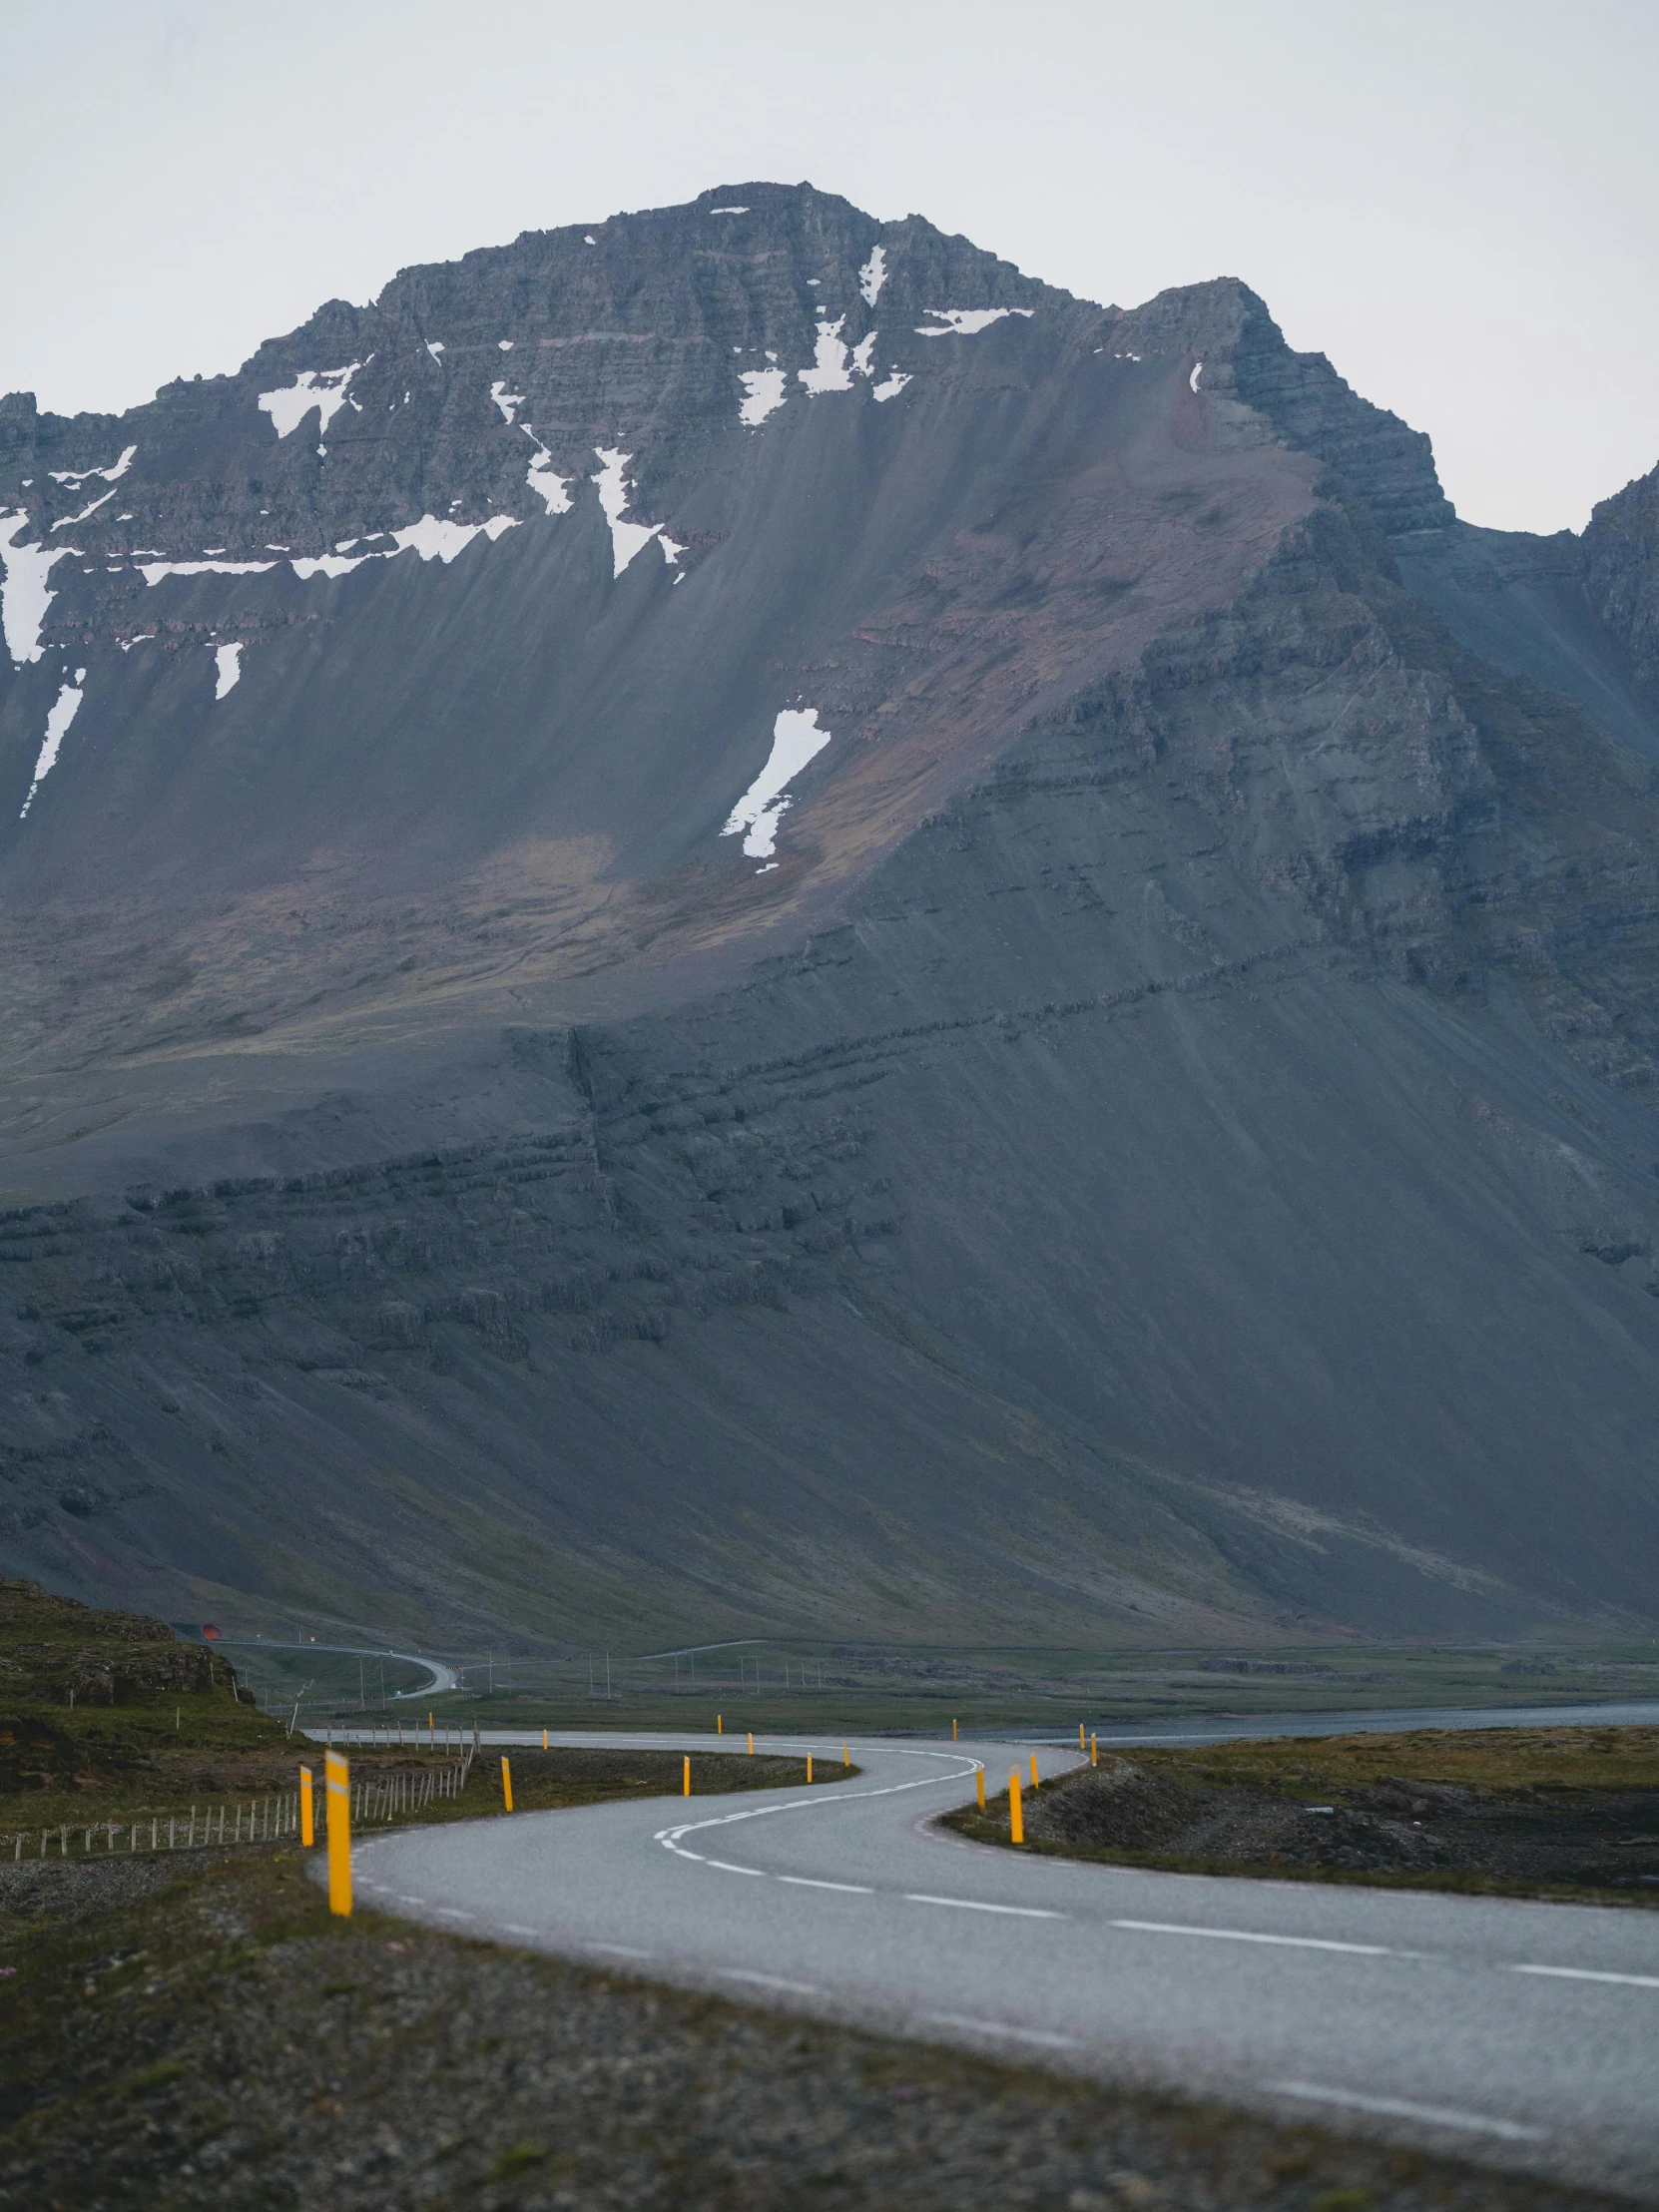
xmin=3 ymin=0 xmax=1654 ymax=535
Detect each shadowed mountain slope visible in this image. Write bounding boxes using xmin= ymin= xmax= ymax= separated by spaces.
xmin=3 ymin=186 xmax=1658 ymax=1650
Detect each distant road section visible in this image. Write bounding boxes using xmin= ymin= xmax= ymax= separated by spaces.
xmin=213 ymin=1641 xmax=460 ymax=1697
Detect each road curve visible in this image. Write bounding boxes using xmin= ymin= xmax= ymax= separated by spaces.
xmin=217 ymin=1641 xmax=461 ymax=1696
xmin=344 ymin=1733 xmax=1659 ymax=2200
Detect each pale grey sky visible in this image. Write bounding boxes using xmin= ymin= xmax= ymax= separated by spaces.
xmin=3 ymin=0 xmax=1655 ymax=534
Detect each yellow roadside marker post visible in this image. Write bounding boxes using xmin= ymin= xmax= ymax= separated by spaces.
xmin=717 ymin=1715 xmax=723 ymax=1735
xmin=325 ymin=1750 xmax=352 ymax=1915
xmin=428 ymin=1712 xmax=434 ymax=1745
xmin=1009 ymin=1772 xmax=1024 ymax=1845
xmin=1030 ymin=1754 xmax=1039 ymax=1791
xmin=543 ymin=1729 xmax=548 ymax=1750
xmin=299 ymin=1765 xmax=314 ymax=1846
xmin=501 ymin=1757 xmax=513 ymax=1811
xmin=843 ymin=1744 xmax=849 ymax=1768
xmin=952 ymin=1718 xmax=957 ymax=1741
xmin=1079 ymin=1723 xmax=1085 ymax=1750
xmin=748 ymin=1732 xmax=754 ymax=1755
xmin=807 ymin=1754 xmax=814 ymax=1783
xmin=684 ymin=1756 xmax=692 ymax=1797
xmin=976 ymin=1768 xmax=985 ymax=1812
xmin=1090 ymin=1733 xmax=1098 ymax=1767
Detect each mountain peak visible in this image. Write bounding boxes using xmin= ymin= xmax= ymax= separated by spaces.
xmin=10 ymin=186 xmax=1652 ymax=1655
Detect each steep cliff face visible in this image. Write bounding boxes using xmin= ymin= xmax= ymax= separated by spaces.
xmin=3 ymin=187 xmax=1659 ymax=1648
xmin=1582 ymin=457 xmax=1659 ymax=694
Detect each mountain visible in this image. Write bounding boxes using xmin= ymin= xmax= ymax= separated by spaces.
xmin=4 ymin=183 xmax=1659 ymax=1653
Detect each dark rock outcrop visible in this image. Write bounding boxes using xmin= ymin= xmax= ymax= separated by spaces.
xmin=1583 ymin=456 xmax=1659 ymax=693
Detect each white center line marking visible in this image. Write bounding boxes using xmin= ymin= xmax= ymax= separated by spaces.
xmin=1113 ymin=1920 xmax=1389 ymax=1954
xmin=1274 ymin=2081 xmax=1545 ymax=2141
xmin=717 ymin=1967 xmax=824 ymax=1994
xmin=501 ymin=1924 xmax=539 ymax=1937
xmin=1512 ymin=1963 xmax=1659 ymax=1989
xmin=704 ymin=1859 xmax=769 ymax=1877
xmin=590 ymin=1942 xmax=653 ymax=1958
xmin=777 ymin=1876 xmax=875 ymax=1894
xmin=921 ymin=2011 xmax=1080 ymax=2048
xmin=905 ymin=1894 xmax=1066 ymax=1920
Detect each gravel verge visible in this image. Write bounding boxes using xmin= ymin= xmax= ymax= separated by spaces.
xmin=0 ymin=1845 xmax=1627 ymax=2210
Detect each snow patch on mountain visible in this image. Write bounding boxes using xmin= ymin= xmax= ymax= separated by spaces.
xmin=51 ymin=486 xmax=118 ymax=530
xmin=593 ymin=449 xmax=673 ymax=575
xmin=739 ymin=363 xmax=789 ymax=427
xmin=139 ymin=558 xmax=277 ymax=585
xmin=523 ymin=431 xmax=574 ymax=515
xmin=490 ymin=380 xmax=525 ymax=424
xmin=48 ymin=445 xmax=136 ymax=489
xmin=259 ymin=365 xmax=361 ymax=440
xmin=18 ymin=669 xmax=85 ymax=819
xmin=0 ymin=514 xmax=76 ymax=664
xmin=915 ymin=308 xmax=1034 ymax=336
xmin=872 ymin=370 xmax=911 ymax=401
xmin=289 ymin=554 xmax=368 ymax=580
xmin=213 ymin=643 xmax=243 ymax=699
xmin=799 ymin=318 xmax=854 ymax=395
xmin=388 ymin=515 xmax=520 ymax=563
xmin=723 ymin=707 xmax=832 ymax=862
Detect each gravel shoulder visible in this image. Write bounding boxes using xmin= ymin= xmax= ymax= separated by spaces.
xmin=0 ymin=1841 xmax=1630 ymax=2212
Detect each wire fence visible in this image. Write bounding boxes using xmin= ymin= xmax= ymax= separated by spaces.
xmin=233 ymin=1646 xmax=839 ymax=1724
xmin=3 ymin=1751 xmax=474 ymax=1862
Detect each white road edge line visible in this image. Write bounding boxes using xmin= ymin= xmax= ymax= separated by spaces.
xmin=435 ymin=1908 xmax=472 ymax=1922
xmin=590 ymin=1943 xmax=653 ymax=1958
xmin=906 ymin=1893 xmax=1066 ymax=1920
xmin=1273 ymin=2081 xmax=1545 ymax=2141
xmin=921 ymin=2011 xmax=1081 ymax=2049
xmin=1511 ymin=1963 xmax=1659 ymax=1989
xmin=654 ymin=1748 xmax=985 ymax=1881
xmin=777 ymin=1876 xmax=875 ymax=1894
xmin=717 ymin=1968 xmax=824 ymax=1994
xmin=501 ymin=1924 xmax=539 ymax=1937
xmin=1113 ymin=1920 xmax=1390 ymax=1955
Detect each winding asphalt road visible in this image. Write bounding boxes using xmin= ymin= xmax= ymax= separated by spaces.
xmin=342 ymin=1733 xmax=1659 ymax=2200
